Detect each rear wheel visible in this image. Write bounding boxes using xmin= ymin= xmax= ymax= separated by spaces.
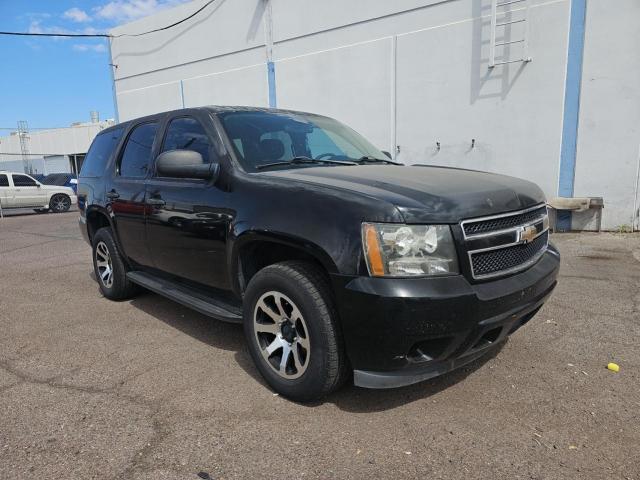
xmin=243 ymin=261 xmax=349 ymax=402
xmin=92 ymin=227 xmax=138 ymax=300
xmin=49 ymin=194 xmax=71 ymax=213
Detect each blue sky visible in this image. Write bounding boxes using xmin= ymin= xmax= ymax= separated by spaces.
xmin=0 ymin=1 xmax=188 ymax=129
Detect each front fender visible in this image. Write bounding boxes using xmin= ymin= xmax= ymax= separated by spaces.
xmin=228 ymin=228 xmax=340 ymax=295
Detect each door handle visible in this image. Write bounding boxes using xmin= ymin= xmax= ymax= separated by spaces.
xmin=106 ymin=191 xmax=120 ymax=200
xmin=147 ymin=197 xmax=165 ymax=206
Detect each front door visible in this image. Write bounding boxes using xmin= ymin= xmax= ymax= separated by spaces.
xmin=109 ymin=120 xmax=159 ymax=268
xmin=146 ymin=114 xmax=231 ymax=289
xmin=11 ymin=174 xmax=47 ymax=207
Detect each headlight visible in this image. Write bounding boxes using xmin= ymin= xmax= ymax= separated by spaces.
xmin=362 ymin=223 xmax=459 ymax=277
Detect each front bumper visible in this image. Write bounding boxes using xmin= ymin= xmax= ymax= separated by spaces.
xmin=331 ymin=244 xmax=560 ymax=389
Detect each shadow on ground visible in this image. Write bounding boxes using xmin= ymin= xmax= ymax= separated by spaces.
xmin=125 ymin=284 xmax=504 ymax=413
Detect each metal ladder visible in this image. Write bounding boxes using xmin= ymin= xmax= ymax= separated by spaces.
xmin=489 ymin=0 xmax=532 ymax=68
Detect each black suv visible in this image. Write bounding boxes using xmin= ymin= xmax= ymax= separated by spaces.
xmin=78 ymin=106 xmax=559 ymax=401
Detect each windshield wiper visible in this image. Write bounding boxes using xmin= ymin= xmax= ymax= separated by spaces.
xmin=256 ymin=156 xmax=357 ymax=170
xmin=355 ymin=155 xmax=403 ymax=165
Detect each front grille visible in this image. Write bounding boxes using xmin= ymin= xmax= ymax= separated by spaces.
xmin=463 ymin=206 xmax=548 ymax=236
xmin=462 ymin=204 xmax=549 ymax=280
xmin=471 ymin=231 xmax=548 ymax=277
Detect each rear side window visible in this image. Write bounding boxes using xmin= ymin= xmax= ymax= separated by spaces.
xmin=119 ymin=123 xmax=158 ymax=178
xmin=161 ymin=117 xmax=213 ymax=163
xmin=0 ymin=174 xmax=8 ymax=187
xmin=80 ymin=127 xmax=124 ymax=177
xmin=12 ymin=174 xmax=37 ymax=187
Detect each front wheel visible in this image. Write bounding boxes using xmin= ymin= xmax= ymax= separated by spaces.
xmin=243 ymin=261 xmax=349 ymax=402
xmin=49 ymin=194 xmax=71 ymax=213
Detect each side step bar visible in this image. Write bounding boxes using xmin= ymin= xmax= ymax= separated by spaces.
xmin=127 ymin=271 xmax=242 ymax=324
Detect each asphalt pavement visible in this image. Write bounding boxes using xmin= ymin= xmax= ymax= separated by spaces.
xmin=0 ymin=211 xmax=638 ymax=479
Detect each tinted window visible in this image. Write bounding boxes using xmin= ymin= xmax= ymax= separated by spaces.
xmin=161 ymin=117 xmax=212 ymax=163
xmin=120 ymin=123 xmax=158 ymax=178
xmin=0 ymin=175 xmax=8 ymax=187
xmin=12 ymin=174 xmax=37 ymax=187
xmin=80 ymin=128 xmax=124 ymax=177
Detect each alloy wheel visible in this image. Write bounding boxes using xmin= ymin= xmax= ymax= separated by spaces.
xmin=95 ymin=241 xmax=114 ymax=288
xmin=52 ymin=195 xmax=70 ymax=212
xmin=253 ymin=291 xmax=310 ymax=379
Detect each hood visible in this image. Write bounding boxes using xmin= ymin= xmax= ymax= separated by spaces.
xmin=261 ymin=165 xmax=545 ymax=223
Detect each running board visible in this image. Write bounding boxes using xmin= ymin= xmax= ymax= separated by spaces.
xmin=127 ymin=271 xmax=242 ymax=324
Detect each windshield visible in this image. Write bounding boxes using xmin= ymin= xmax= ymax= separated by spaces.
xmin=218 ymin=111 xmax=387 ymax=171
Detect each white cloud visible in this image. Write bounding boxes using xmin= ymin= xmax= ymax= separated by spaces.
xmin=63 ymin=7 xmax=92 ymax=23
xmin=28 ymin=21 xmax=102 ymax=36
xmin=28 ymin=20 xmax=73 ymax=36
xmin=94 ymin=0 xmax=190 ymax=24
xmin=73 ymin=43 xmax=107 ymax=53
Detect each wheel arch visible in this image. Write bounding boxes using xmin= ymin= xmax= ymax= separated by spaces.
xmin=230 ymin=231 xmax=338 ymax=296
xmin=85 ymin=207 xmax=114 ymax=243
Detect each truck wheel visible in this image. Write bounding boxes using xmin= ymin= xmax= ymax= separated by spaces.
xmin=92 ymin=227 xmax=138 ymax=300
xmin=50 ymin=194 xmax=71 ymax=213
xmin=243 ymin=261 xmax=349 ymax=402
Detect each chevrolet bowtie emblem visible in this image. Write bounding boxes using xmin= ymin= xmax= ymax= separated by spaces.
xmin=519 ymin=225 xmax=538 ymax=244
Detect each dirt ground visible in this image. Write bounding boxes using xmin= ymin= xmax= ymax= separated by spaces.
xmin=0 ymin=210 xmax=638 ymax=480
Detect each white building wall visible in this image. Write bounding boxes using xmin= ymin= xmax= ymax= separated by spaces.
xmin=573 ymin=0 xmax=640 ymax=230
xmin=109 ymin=0 xmax=640 ymax=230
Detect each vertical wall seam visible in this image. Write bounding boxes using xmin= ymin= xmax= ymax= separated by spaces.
xmin=106 ymin=38 xmax=120 ymax=124
xmin=264 ymin=0 xmax=277 ymax=108
xmin=557 ymin=0 xmax=587 ymax=230
xmin=180 ymin=79 xmax=185 ymax=108
xmin=633 ymin=143 xmax=640 ymax=231
xmin=267 ymin=62 xmax=277 ymax=108
xmin=390 ymin=36 xmax=397 ymax=159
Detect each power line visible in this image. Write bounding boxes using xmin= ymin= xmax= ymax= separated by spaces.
xmin=0 ymin=31 xmax=109 ymax=38
xmin=0 ymin=0 xmax=216 ymax=39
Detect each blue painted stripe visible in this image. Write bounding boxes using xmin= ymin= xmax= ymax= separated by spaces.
xmin=106 ymin=38 xmax=120 ymax=123
xmin=267 ymin=61 xmax=277 ymax=108
xmin=180 ymin=79 xmax=185 ymax=108
xmin=557 ymin=0 xmax=587 ymax=231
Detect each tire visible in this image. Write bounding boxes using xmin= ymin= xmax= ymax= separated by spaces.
xmin=33 ymin=208 xmax=49 ymax=214
xmin=243 ymin=261 xmax=349 ymax=402
xmin=92 ymin=227 xmax=138 ymax=300
xmin=49 ymin=193 xmax=71 ymax=213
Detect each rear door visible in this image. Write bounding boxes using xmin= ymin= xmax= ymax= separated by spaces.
xmin=11 ymin=174 xmax=47 ymax=207
xmin=109 ymin=119 xmax=160 ymax=268
xmin=145 ymin=112 xmax=231 ymax=289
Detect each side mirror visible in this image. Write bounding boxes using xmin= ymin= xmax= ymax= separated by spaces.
xmin=156 ymin=150 xmax=219 ymax=180
xmin=381 ymin=150 xmax=392 ymax=159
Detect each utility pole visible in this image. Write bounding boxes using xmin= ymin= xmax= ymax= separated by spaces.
xmin=17 ymin=120 xmax=32 ymax=174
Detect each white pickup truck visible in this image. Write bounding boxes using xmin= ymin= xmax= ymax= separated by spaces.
xmin=0 ymin=171 xmax=77 ymax=213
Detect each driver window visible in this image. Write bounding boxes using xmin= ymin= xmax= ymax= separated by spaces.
xmin=161 ymin=117 xmax=213 ymax=163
